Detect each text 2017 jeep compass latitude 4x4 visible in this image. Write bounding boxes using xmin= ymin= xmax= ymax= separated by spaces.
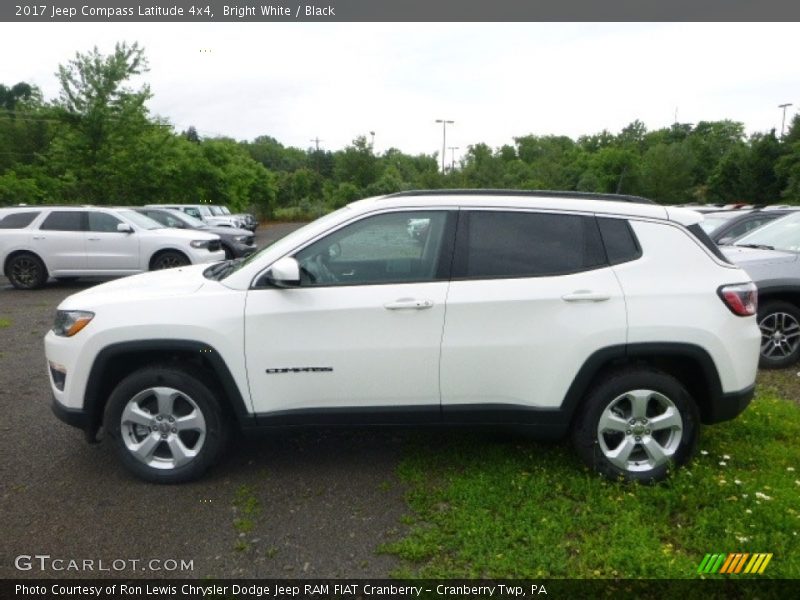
xmin=45 ymin=191 xmax=760 ymax=483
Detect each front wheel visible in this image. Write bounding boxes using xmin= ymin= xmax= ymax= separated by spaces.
xmin=757 ymin=300 xmax=800 ymax=369
xmin=104 ymin=366 xmax=228 ymax=483
xmin=572 ymin=368 xmax=699 ymax=483
xmin=151 ymin=251 xmax=190 ymax=270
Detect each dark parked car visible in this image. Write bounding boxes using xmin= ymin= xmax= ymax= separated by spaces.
xmin=700 ymin=209 xmax=798 ymax=245
xmin=135 ymin=208 xmax=257 ymax=259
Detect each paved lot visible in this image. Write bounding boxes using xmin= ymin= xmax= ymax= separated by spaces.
xmin=0 ymin=222 xmax=409 ymax=579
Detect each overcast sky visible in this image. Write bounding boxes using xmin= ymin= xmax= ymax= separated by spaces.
xmin=2 ymin=22 xmax=799 ymax=161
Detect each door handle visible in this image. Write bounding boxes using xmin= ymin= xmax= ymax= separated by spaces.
xmin=87 ymin=238 xmax=100 ymax=241
xmin=561 ymin=291 xmax=610 ymax=302
xmin=384 ymin=298 xmax=434 ymax=310
xmin=32 ymin=236 xmax=45 ymax=240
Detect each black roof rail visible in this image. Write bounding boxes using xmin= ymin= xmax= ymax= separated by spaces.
xmin=382 ymin=189 xmax=656 ymax=205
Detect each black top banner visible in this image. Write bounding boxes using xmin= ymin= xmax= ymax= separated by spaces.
xmin=3 ymin=0 xmax=800 ymax=22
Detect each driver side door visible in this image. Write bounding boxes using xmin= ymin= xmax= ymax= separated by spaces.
xmin=244 ymin=209 xmax=455 ymax=422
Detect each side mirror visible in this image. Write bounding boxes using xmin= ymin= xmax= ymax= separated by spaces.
xmin=265 ymin=257 xmax=300 ymax=288
xmin=117 ymin=223 xmax=133 ymax=233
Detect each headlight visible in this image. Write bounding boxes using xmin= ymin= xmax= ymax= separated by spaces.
xmin=53 ymin=310 xmax=94 ymax=337
xmin=234 ymin=235 xmax=248 ymax=243
xmin=190 ymin=240 xmax=211 ymax=248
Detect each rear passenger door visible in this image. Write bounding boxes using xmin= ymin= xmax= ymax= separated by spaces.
xmin=440 ymin=209 xmax=627 ymax=418
xmin=34 ymin=211 xmax=87 ymax=274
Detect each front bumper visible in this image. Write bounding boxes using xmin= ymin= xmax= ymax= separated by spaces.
xmin=231 ymin=243 xmax=257 ymax=258
xmin=704 ymin=383 xmax=755 ymax=424
xmin=51 ymin=396 xmax=89 ymax=429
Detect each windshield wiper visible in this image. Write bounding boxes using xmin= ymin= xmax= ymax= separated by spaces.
xmin=735 ymin=243 xmax=775 ymax=250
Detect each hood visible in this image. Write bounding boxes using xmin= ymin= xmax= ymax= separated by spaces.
xmin=59 ymin=264 xmax=211 ymax=309
xmin=206 ymin=226 xmax=251 ymax=237
xmin=723 ymin=245 xmax=798 ymax=267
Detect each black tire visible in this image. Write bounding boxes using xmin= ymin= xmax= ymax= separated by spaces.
xmin=151 ymin=250 xmax=190 ymax=270
xmin=55 ymin=277 xmax=79 ymax=283
xmin=572 ymin=368 xmax=699 ymax=483
xmin=6 ymin=253 xmax=48 ymax=289
xmin=222 ymin=244 xmax=234 ymax=260
xmin=757 ymin=300 xmax=800 ymax=369
xmin=104 ymin=365 xmax=228 ymax=483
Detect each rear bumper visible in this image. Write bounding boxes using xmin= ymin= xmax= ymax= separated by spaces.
xmin=704 ymin=384 xmax=755 ymax=424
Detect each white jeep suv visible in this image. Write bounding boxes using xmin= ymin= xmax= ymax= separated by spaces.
xmin=45 ymin=191 xmax=760 ymax=483
xmin=1 ymin=206 xmax=225 ymax=289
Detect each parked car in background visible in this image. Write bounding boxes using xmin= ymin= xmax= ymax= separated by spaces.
xmin=207 ymin=205 xmax=255 ymax=231
xmin=147 ymin=204 xmax=241 ymax=229
xmin=724 ymin=210 xmax=800 ymax=368
xmin=216 ymin=205 xmax=258 ymax=231
xmin=46 ymin=190 xmax=759 ymax=484
xmin=700 ymin=209 xmax=797 ymax=245
xmin=134 ymin=207 xmax=257 ymax=259
xmin=0 ymin=206 xmax=224 ymax=289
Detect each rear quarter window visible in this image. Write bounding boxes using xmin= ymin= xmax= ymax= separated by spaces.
xmin=0 ymin=211 xmax=40 ymax=229
xmin=597 ymin=217 xmax=642 ymax=265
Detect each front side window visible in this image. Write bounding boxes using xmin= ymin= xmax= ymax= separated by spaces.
xmin=294 ymin=211 xmax=450 ymax=286
xmin=454 ymin=210 xmax=606 ymax=278
xmin=40 ymin=211 xmax=85 ymax=231
xmin=184 ymin=207 xmax=202 ymax=219
xmin=88 ymin=212 xmax=123 ymax=232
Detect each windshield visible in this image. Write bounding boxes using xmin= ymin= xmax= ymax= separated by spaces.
xmin=209 ymin=205 xmax=224 ymax=216
xmin=735 ymin=212 xmax=800 ymax=252
xmin=207 ymin=206 xmax=352 ymax=281
xmin=171 ymin=210 xmax=207 ymax=228
xmin=220 ymin=206 xmax=232 ymax=215
xmin=698 ymin=215 xmax=734 ymax=234
xmin=119 ymin=210 xmax=163 ymax=230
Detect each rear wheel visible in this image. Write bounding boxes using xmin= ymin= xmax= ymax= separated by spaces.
xmin=7 ymin=253 xmax=47 ymax=289
xmin=572 ymin=368 xmax=698 ymax=483
xmin=104 ymin=366 xmax=228 ymax=483
xmin=757 ymin=300 xmax=800 ymax=369
xmin=151 ymin=251 xmax=190 ymax=270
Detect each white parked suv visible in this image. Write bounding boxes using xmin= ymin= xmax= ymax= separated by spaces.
xmin=45 ymin=191 xmax=760 ymax=483
xmin=1 ymin=206 xmax=225 ymax=289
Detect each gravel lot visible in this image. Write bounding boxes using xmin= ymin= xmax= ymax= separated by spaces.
xmin=0 ymin=222 xmax=408 ymax=579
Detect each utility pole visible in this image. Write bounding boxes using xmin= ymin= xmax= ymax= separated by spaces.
xmin=369 ymin=131 xmax=375 ymax=150
xmin=435 ymin=119 xmax=454 ymax=174
xmin=448 ymin=146 xmax=459 ymax=172
xmin=779 ymin=103 xmax=793 ymax=138
xmin=310 ymin=137 xmax=322 ymax=173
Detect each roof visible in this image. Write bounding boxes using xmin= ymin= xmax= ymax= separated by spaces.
xmin=349 ymin=189 xmax=703 ymax=226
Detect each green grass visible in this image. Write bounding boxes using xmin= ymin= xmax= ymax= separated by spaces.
xmin=384 ymin=393 xmax=800 ymax=579
xmin=0 ymin=317 xmax=11 ymax=328
xmin=232 ymin=484 xmax=261 ymax=549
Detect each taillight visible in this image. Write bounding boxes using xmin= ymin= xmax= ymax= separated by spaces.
xmin=718 ymin=282 xmax=758 ymax=316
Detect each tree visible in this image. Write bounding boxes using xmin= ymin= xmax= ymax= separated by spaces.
xmin=48 ymin=42 xmax=154 ymax=203
xmin=639 ymin=142 xmax=695 ymax=203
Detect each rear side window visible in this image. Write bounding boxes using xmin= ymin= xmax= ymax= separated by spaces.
xmin=40 ymin=211 xmax=85 ymax=231
xmin=0 ymin=211 xmax=40 ymax=229
xmin=454 ymin=211 xmax=606 ymax=279
xmin=597 ymin=217 xmax=642 ymax=265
